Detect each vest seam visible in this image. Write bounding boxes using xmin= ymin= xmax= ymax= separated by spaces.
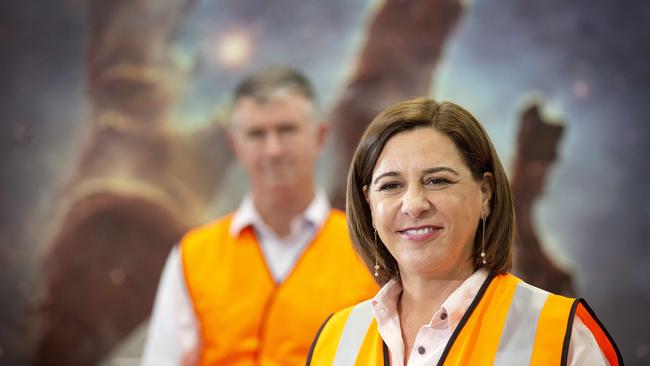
xmin=576 ymin=298 xmax=624 ymax=365
xmin=560 ymin=298 xmax=579 ymax=366
xmin=382 ymin=341 xmax=390 ymax=366
xmin=436 ymin=271 xmax=498 ymax=366
xmin=306 ymin=313 xmax=334 ymax=366
xmin=254 ymin=289 xmax=279 ymax=364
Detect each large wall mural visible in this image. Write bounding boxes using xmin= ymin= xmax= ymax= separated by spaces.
xmin=1 ymin=0 xmax=648 ymax=365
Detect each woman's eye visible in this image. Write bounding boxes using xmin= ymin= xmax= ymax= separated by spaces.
xmin=425 ymin=177 xmax=451 ymax=186
xmin=378 ymin=182 xmax=401 ymax=191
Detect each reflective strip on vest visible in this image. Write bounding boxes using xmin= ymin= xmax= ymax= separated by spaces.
xmin=494 ymin=281 xmax=550 ymax=365
xmin=333 ymin=300 xmax=374 ymax=366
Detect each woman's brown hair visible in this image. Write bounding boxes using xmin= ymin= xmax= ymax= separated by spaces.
xmin=346 ymin=98 xmax=515 ymax=284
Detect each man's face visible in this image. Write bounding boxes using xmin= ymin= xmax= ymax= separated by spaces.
xmin=229 ymin=93 xmax=325 ymax=196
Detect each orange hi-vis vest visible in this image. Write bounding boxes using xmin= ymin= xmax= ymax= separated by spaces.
xmin=180 ymin=209 xmax=378 ymax=366
xmin=307 ymin=272 xmax=622 ymax=366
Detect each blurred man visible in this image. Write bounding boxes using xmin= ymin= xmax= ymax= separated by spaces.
xmin=141 ymin=66 xmax=377 ymax=366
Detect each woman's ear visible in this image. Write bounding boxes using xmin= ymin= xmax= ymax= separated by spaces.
xmin=363 ymin=185 xmax=374 ymax=225
xmin=480 ymin=172 xmax=494 ymax=217
xmin=363 ymin=184 xmax=369 ymax=203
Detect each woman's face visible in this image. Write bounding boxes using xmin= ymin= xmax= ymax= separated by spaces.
xmin=365 ymin=127 xmax=492 ymax=280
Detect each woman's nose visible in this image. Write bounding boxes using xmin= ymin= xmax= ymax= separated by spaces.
xmin=401 ymin=186 xmax=431 ymax=218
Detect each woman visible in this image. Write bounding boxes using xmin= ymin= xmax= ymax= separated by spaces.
xmin=307 ymin=98 xmax=621 ymax=365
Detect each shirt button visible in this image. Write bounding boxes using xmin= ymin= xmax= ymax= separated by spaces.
xmin=418 ymin=346 xmax=426 ymax=355
xmin=440 ymin=312 xmax=448 ymax=320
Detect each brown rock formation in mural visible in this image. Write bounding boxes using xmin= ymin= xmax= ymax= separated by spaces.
xmin=32 ymin=0 xmax=232 ymax=365
xmin=511 ymin=103 xmax=574 ymax=296
xmin=328 ymin=0 xmax=463 ymax=208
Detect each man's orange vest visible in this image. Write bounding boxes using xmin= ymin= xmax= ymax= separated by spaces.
xmin=307 ymin=272 xmax=622 ymax=366
xmin=180 ymin=209 xmax=378 ymax=366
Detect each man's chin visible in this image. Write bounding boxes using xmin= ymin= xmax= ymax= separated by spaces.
xmin=260 ymin=181 xmax=297 ymax=194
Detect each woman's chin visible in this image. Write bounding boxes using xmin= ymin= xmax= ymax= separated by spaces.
xmin=398 ymin=257 xmax=473 ymax=280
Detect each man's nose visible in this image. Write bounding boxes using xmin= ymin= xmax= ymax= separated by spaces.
xmin=264 ymin=132 xmax=284 ymax=157
xmin=401 ymin=185 xmax=432 ymax=218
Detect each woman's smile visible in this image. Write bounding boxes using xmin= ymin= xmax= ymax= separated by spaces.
xmin=397 ymin=225 xmax=442 ymax=242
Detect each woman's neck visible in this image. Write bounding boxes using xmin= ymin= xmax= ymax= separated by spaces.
xmin=397 ymin=264 xmax=474 ymax=363
xmin=399 ymin=265 xmax=473 ymax=315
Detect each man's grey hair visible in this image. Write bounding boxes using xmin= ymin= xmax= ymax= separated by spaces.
xmin=233 ymin=66 xmax=316 ymax=104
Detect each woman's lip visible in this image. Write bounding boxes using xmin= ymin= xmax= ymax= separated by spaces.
xmin=398 ymin=225 xmax=442 ymax=241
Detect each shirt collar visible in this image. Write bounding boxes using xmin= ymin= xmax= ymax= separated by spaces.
xmin=439 ymin=268 xmax=489 ymax=329
xmin=371 ymin=268 xmax=490 ymax=330
xmin=229 ymin=188 xmax=330 ymax=237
